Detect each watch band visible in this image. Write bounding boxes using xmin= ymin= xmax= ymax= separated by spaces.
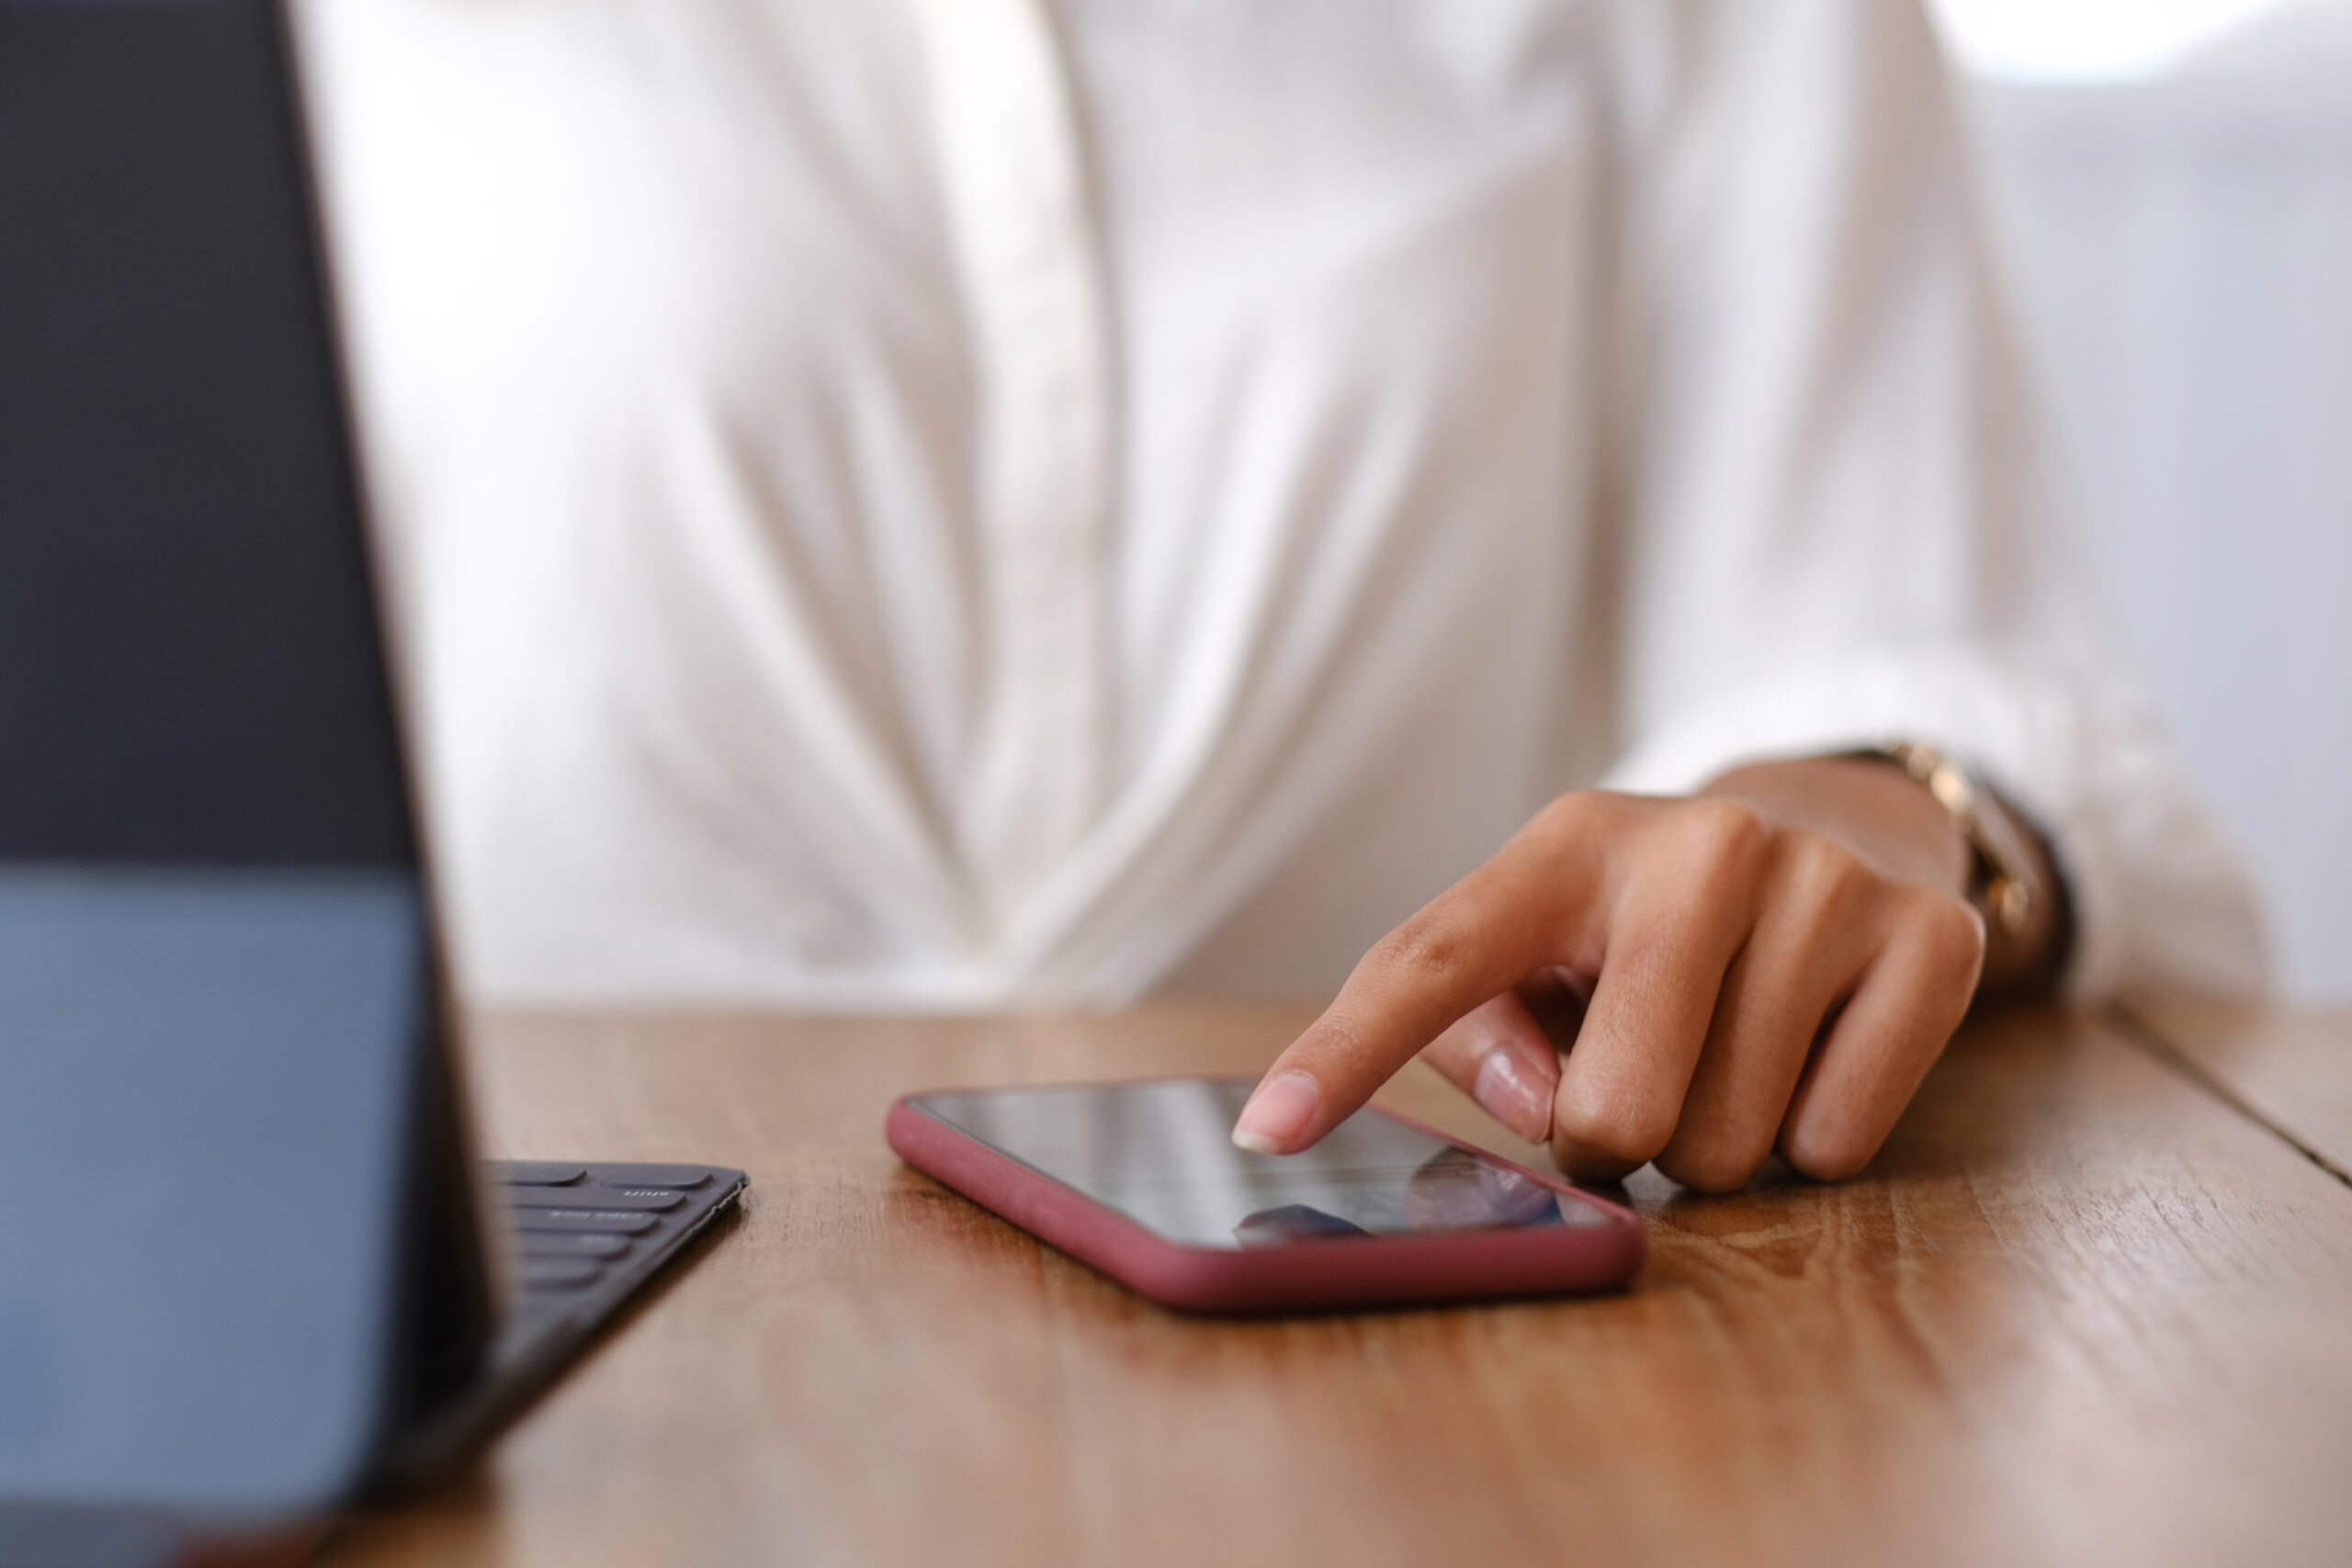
xmin=1854 ymin=740 xmax=2041 ymax=941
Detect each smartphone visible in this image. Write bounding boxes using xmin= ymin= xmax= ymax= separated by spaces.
xmin=887 ymin=1077 xmax=1644 ymax=1314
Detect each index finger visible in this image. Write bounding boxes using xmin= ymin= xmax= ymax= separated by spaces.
xmin=1230 ymin=818 xmax=1604 ymax=1154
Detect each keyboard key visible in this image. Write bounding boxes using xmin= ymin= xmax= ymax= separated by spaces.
xmin=598 ymin=1165 xmax=712 ymax=1190
xmin=510 ymin=1209 xmax=662 ymax=1235
xmin=519 ymin=1257 xmax=605 ymax=1290
xmin=506 ymin=1186 xmax=684 ymax=1213
xmin=492 ymin=1161 xmax=587 ymax=1187
xmin=518 ymin=1232 xmax=633 ymax=1261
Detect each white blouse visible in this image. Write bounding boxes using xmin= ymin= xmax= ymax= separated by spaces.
xmin=292 ymin=0 xmax=2264 ymax=1008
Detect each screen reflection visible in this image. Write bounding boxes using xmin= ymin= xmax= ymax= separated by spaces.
xmin=913 ymin=1078 xmax=1612 ymax=1249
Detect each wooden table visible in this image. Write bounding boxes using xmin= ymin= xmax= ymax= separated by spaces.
xmin=322 ymin=1003 xmax=2352 ymax=1568
xmin=2122 ymin=988 xmax=2352 ymax=1179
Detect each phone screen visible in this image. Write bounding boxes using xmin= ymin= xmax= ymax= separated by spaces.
xmin=909 ymin=1078 xmax=1618 ymax=1249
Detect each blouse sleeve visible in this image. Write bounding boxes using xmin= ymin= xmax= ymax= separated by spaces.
xmin=1589 ymin=0 xmax=2265 ymax=999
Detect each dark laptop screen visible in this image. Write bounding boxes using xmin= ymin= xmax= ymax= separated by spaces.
xmin=0 ymin=0 xmax=415 ymax=869
xmin=0 ymin=4 xmax=492 ymax=1523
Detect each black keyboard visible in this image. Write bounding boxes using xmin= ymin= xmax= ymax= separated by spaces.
xmin=368 ymin=1158 xmax=747 ymax=1493
xmin=487 ymin=1160 xmax=746 ymax=1329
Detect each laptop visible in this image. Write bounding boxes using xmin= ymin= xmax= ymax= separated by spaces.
xmin=0 ymin=2 xmax=744 ymax=1558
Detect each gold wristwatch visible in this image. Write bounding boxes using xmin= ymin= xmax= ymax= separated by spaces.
xmin=1857 ymin=740 xmax=2041 ymax=941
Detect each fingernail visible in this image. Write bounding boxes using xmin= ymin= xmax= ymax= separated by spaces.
xmin=1233 ymin=1070 xmax=1322 ymax=1155
xmin=1472 ymin=1048 xmax=1555 ymax=1142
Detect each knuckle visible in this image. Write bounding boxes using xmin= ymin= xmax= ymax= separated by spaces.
xmin=1532 ymin=788 xmax=1612 ymax=846
xmin=1678 ymin=797 xmax=1772 ymax=897
xmin=1780 ymin=1119 xmax=1880 ymax=1183
xmin=1911 ymin=891 xmax=1989 ymax=992
xmin=1370 ymin=906 xmax=1476 ymax=993
xmin=1657 ymin=1135 xmax=1770 ymax=1195
xmin=1691 ymin=795 xmax=1770 ymax=862
xmin=1783 ymin=832 xmax=1875 ymax=924
xmin=1552 ymin=1079 xmax=1677 ymax=1169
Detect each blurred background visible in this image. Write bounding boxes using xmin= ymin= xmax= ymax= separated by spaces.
xmin=1929 ymin=0 xmax=2352 ymax=1002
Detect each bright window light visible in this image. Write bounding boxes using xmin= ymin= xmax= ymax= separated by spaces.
xmin=1927 ymin=0 xmax=2293 ymax=80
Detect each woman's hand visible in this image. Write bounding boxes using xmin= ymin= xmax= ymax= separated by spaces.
xmin=1229 ymin=756 xmax=2062 ymax=1191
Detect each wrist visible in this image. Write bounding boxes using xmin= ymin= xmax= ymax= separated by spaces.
xmin=1839 ymin=743 xmax=2071 ymax=1002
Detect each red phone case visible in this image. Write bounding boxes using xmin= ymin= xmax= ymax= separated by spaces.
xmin=886 ymin=1079 xmax=1645 ymax=1314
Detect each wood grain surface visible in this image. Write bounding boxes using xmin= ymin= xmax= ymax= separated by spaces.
xmin=2124 ymin=988 xmax=2352 ymax=1179
xmin=320 ymin=1003 xmax=2352 ymax=1568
